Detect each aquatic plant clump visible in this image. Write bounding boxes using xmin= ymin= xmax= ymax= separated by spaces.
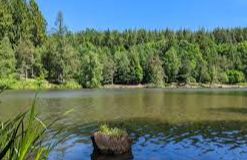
xmin=98 ymin=124 xmax=128 ymax=138
xmin=91 ymin=124 xmax=132 ymax=155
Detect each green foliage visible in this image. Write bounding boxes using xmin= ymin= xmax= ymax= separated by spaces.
xmin=29 ymin=0 xmax=47 ymax=46
xmin=226 ymin=70 xmax=245 ymax=84
xmin=99 ymin=124 xmax=127 ymax=138
xmin=0 ymin=37 xmax=16 ymax=78
xmin=0 ymin=78 xmax=81 ymax=90
xmin=114 ymin=50 xmax=131 ymax=84
xmin=15 ymin=39 xmax=36 ymax=79
xmin=100 ymin=51 xmax=115 ymax=85
xmin=78 ymin=51 xmax=103 ymax=88
xmin=42 ymin=36 xmax=79 ymax=84
xmin=128 ymin=49 xmax=143 ymax=84
xmin=146 ymin=54 xmax=164 ymax=86
xmin=0 ymin=0 xmax=13 ymax=39
xmin=1 ymin=1 xmax=247 ymax=88
xmin=0 ymin=78 xmax=48 ymax=90
xmin=237 ymin=41 xmax=247 ymax=76
xmin=163 ymin=47 xmax=180 ymax=82
xmin=0 ymin=98 xmax=58 ymax=160
xmin=177 ymin=41 xmax=199 ymax=83
xmin=10 ymin=0 xmax=33 ymax=43
xmin=218 ymin=72 xmax=229 ymax=84
xmin=60 ymin=80 xmax=81 ymax=89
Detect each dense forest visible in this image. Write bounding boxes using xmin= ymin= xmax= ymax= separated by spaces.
xmin=1 ymin=0 xmax=247 ymax=88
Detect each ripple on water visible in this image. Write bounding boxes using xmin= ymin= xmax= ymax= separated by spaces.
xmin=47 ymin=118 xmax=247 ymax=160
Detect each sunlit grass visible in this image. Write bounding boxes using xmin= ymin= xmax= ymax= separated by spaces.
xmin=98 ymin=124 xmax=127 ymax=138
xmin=0 ymin=94 xmax=60 ymax=160
xmin=0 ymin=78 xmax=81 ymax=90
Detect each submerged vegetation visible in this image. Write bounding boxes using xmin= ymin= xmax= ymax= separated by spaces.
xmin=1 ymin=0 xmax=247 ymax=88
xmin=0 ymin=94 xmax=59 ymax=160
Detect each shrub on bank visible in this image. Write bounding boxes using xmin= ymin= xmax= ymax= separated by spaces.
xmin=0 ymin=78 xmax=52 ymax=90
xmin=226 ymin=70 xmax=245 ymax=84
xmin=57 ymin=80 xmax=81 ymax=89
xmin=0 ymin=78 xmax=81 ymax=90
xmin=0 ymin=78 xmax=17 ymax=89
xmin=218 ymin=72 xmax=229 ymax=84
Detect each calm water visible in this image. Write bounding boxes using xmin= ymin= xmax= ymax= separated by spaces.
xmin=1 ymin=88 xmax=247 ymax=160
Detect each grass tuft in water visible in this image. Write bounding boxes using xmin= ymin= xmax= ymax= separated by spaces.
xmin=98 ymin=124 xmax=127 ymax=138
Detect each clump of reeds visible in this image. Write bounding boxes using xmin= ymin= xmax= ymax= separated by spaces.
xmin=0 ymin=94 xmax=59 ymax=160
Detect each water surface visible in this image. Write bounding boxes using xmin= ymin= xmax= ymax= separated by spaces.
xmin=0 ymin=88 xmax=247 ymax=160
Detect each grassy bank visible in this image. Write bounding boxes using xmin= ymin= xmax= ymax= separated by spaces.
xmin=0 ymin=78 xmax=81 ymax=90
xmin=1 ymin=78 xmax=247 ymax=90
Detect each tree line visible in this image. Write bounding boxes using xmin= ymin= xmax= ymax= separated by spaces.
xmin=1 ymin=0 xmax=247 ymax=88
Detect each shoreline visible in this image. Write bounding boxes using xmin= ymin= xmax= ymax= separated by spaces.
xmin=103 ymin=83 xmax=247 ymax=89
xmin=1 ymin=78 xmax=247 ymax=90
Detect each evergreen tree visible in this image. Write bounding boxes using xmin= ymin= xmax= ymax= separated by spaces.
xmin=10 ymin=0 xmax=33 ymax=44
xmin=79 ymin=51 xmax=102 ymax=88
xmin=29 ymin=0 xmax=47 ymax=46
xmin=128 ymin=49 xmax=143 ymax=84
xmin=0 ymin=0 xmax=13 ymax=40
xmin=163 ymin=47 xmax=180 ymax=82
xmin=100 ymin=50 xmax=115 ymax=85
xmin=43 ymin=12 xmax=78 ymax=83
xmin=15 ymin=39 xmax=35 ymax=79
xmin=0 ymin=37 xmax=16 ymax=78
xmin=146 ymin=54 xmax=164 ymax=86
xmin=114 ymin=50 xmax=130 ymax=84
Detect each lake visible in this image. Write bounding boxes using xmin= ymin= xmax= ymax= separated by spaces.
xmin=0 ymin=88 xmax=247 ymax=160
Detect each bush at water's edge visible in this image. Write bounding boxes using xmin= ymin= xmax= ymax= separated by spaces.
xmin=0 ymin=78 xmax=81 ymax=90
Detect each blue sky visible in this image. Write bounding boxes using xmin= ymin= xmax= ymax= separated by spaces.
xmin=37 ymin=0 xmax=247 ymax=32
